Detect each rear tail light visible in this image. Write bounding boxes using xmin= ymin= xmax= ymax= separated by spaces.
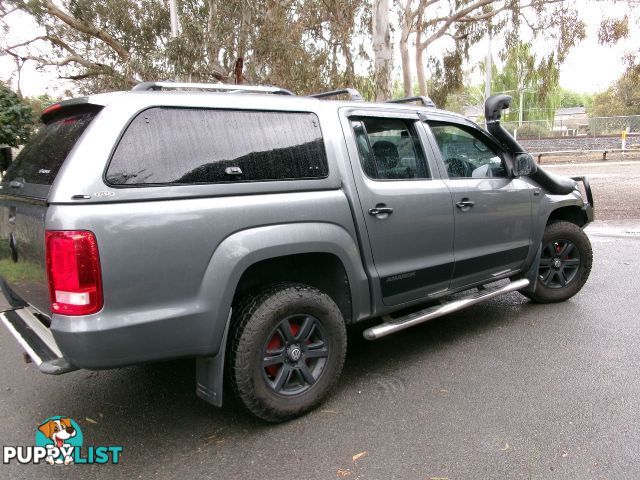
xmin=45 ymin=230 xmax=103 ymax=316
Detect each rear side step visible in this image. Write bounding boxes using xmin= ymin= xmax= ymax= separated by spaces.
xmin=0 ymin=308 xmax=77 ymax=374
xmin=363 ymin=279 xmax=530 ymax=340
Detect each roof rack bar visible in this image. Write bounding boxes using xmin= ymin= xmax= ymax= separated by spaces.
xmin=386 ymin=96 xmax=436 ymax=108
xmin=132 ymin=81 xmax=295 ymax=95
xmin=309 ymin=88 xmax=364 ymax=102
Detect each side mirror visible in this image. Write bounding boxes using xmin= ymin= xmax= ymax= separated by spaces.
xmin=513 ymin=153 xmax=537 ymax=177
xmin=0 ymin=147 xmax=12 ymax=172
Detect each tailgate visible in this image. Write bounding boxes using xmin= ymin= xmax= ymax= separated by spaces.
xmin=0 ymin=105 xmax=101 ymax=315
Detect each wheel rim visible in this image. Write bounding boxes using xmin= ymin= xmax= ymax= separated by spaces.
xmin=261 ymin=314 xmax=329 ymax=396
xmin=539 ymin=239 xmax=581 ymax=289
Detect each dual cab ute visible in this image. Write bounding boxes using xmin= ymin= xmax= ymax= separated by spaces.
xmin=0 ymin=84 xmax=593 ymax=422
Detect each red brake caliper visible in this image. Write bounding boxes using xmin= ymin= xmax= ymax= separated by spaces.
xmin=265 ymin=323 xmax=301 ymax=379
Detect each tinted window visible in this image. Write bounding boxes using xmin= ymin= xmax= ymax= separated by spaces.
xmin=428 ymin=123 xmax=506 ymax=179
xmin=107 ymin=108 xmax=328 ymax=185
xmin=350 ymin=117 xmax=429 ymax=180
xmin=3 ymin=108 xmax=100 ymax=185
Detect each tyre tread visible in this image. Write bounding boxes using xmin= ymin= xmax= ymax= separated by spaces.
xmin=229 ymin=282 xmax=346 ymax=422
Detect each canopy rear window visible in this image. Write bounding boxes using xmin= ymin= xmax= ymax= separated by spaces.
xmin=3 ymin=106 xmax=101 ymax=186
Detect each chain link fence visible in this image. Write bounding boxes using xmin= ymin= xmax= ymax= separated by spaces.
xmin=501 ymin=115 xmax=640 ymax=140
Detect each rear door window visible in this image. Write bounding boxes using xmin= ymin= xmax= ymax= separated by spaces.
xmin=106 ymin=108 xmax=328 ymax=185
xmin=350 ymin=117 xmax=430 ymax=180
xmin=3 ymin=108 xmax=100 ymax=186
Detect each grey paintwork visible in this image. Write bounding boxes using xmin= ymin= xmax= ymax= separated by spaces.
xmin=0 ymin=90 xmax=590 ymax=376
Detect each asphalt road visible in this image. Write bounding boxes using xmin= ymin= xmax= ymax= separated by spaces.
xmin=0 ymin=229 xmax=639 ymax=480
xmin=2 ymin=161 xmax=640 ymax=479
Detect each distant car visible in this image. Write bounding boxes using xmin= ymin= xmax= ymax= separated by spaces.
xmin=0 ymin=84 xmax=593 ymax=422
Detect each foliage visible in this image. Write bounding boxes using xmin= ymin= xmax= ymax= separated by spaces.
xmin=443 ymin=84 xmax=485 ymax=114
xmin=426 ymin=50 xmax=465 ymax=109
xmin=490 ymin=42 xmax=559 ymax=122
xmin=512 ymin=122 xmax=550 ymax=139
xmin=0 ymin=83 xmax=34 ymax=147
xmin=1 ymin=0 xmax=369 ymax=96
xmin=553 ymin=89 xmax=593 ymax=109
xmin=23 ymin=94 xmax=59 ymax=124
xmin=0 ymin=0 xmax=602 ymax=105
xmin=397 ymin=0 xmax=586 ymax=98
xmin=596 ymin=1 xmax=640 ymax=76
xmin=591 ymin=69 xmax=640 ymax=117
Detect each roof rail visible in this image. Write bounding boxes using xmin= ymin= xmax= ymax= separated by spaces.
xmin=386 ymin=96 xmax=436 ymax=108
xmin=309 ymin=88 xmax=364 ymax=102
xmin=132 ymin=81 xmax=295 ymax=96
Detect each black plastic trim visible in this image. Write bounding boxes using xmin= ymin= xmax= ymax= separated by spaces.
xmin=381 ymin=263 xmax=453 ymax=298
xmin=453 ymin=246 xmax=530 ymax=279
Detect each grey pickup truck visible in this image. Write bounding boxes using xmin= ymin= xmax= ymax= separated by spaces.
xmin=0 ymin=84 xmax=593 ymax=422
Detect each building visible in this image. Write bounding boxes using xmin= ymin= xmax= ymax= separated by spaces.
xmin=553 ymin=106 xmax=589 ymax=136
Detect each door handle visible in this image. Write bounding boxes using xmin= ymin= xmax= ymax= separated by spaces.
xmin=456 ymin=199 xmax=475 ymax=209
xmin=368 ymin=205 xmax=394 ymax=217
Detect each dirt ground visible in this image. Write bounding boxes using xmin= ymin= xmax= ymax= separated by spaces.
xmin=544 ymin=159 xmax=640 ymax=220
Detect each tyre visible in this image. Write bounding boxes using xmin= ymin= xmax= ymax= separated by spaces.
xmin=229 ymin=283 xmax=347 ymax=422
xmin=523 ymin=221 xmax=593 ymax=303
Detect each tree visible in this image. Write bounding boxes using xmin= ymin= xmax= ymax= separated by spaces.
xmin=554 ymin=89 xmax=593 ymax=109
xmin=0 ymin=0 xmax=369 ymax=95
xmin=490 ymin=42 xmax=559 ymax=122
xmin=596 ymin=1 xmax=638 ymax=62
xmin=397 ymin=0 xmax=586 ymax=98
xmin=0 ymin=83 xmax=34 ymax=147
xmin=372 ymin=0 xmax=393 ymax=101
xmin=591 ymin=70 xmax=640 ymax=117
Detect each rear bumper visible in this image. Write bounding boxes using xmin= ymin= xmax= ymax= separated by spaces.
xmin=0 ymin=308 xmax=77 ymax=374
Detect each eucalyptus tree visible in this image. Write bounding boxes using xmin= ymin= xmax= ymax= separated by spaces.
xmin=0 ymin=0 xmax=369 ymax=95
xmin=395 ymin=0 xmax=586 ymax=99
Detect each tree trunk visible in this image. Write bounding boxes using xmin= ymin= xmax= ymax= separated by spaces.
xmin=415 ymin=41 xmax=427 ymax=96
xmin=372 ymin=0 xmax=392 ymax=101
xmin=400 ymin=0 xmax=413 ymax=97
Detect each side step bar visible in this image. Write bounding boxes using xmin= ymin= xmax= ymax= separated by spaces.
xmin=363 ymin=279 xmax=530 ymax=340
xmin=0 ymin=308 xmax=77 ymax=374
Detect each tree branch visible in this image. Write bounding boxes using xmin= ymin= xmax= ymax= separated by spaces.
xmin=2 ymin=38 xmax=137 ymax=86
xmin=418 ymin=0 xmax=567 ymax=48
xmin=5 ymin=36 xmax=49 ymax=50
xmin=420 ymin=0 xmax=497 ymax=48
xmin=457 ymin=0 xmax=564 ymax=23
xmin=0 ymin=6 xmax=19 ymax=18
xmin=44 ymin=0 xmax=130 ymax=61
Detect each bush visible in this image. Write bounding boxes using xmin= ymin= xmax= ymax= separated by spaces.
xmin=514 ymin=122 xmax=551 ymax=139
xmin=0 ymin=84 xmax=34 ymax=147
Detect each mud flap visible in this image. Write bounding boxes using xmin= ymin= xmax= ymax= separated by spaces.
xmin=195 ymin=310 xmax=232 ymax=408
xmin=518 ymin=245 xmax=542 ymax=295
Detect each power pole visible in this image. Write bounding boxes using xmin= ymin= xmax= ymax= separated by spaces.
xmin=169 ymin=0 xmax=179 ymax=38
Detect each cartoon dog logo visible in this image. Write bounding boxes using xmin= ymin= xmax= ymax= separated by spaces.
xmin=37 ymin=418 xmax=77 ymax=465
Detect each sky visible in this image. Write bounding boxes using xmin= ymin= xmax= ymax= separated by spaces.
xmin=0 ymin=1 xmax=637 ymax=98
xmin=544 ymin=1 xmax=637 ymax=93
